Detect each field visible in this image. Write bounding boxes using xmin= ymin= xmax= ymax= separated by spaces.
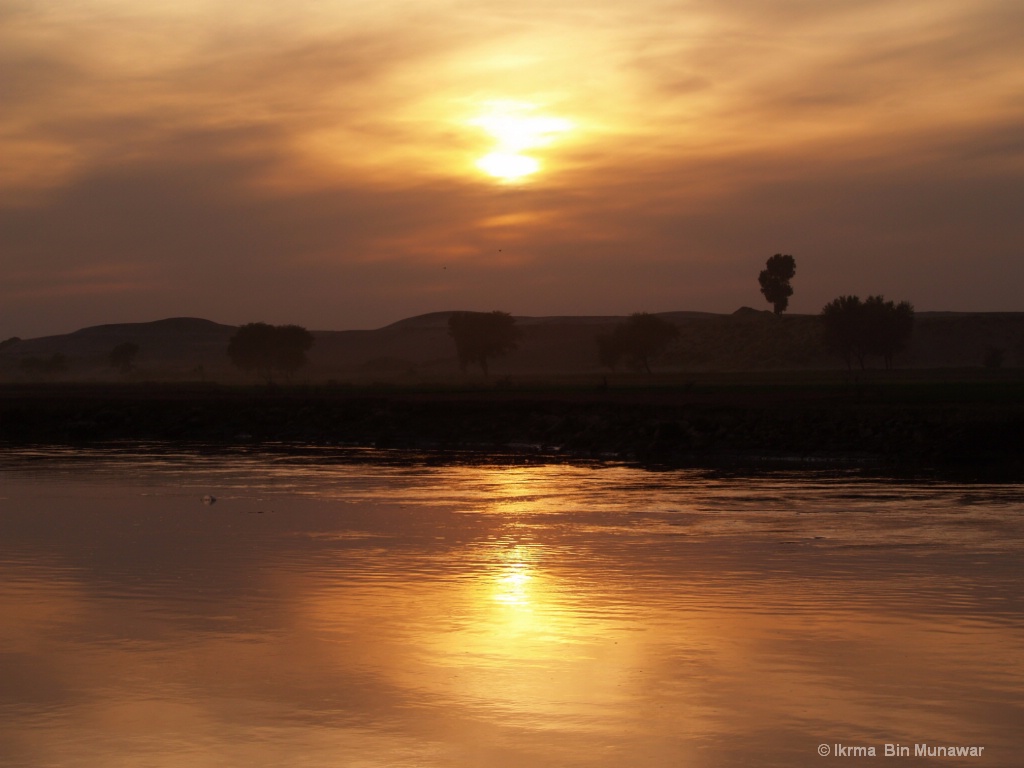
xmin=3 ymin=311 xmax=1020 ymax=477
xmin=2 ymin=368 xmax=1021 ymax=479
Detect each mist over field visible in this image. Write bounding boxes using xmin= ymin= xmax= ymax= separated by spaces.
xmin=2 ymin=309 xmax=1022 ymax=385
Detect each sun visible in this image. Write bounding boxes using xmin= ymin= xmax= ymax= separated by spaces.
xmin=469 ymin=102 xmax=572 ymax=183
xmin=476 ymin=152 xmax=539 ymax=181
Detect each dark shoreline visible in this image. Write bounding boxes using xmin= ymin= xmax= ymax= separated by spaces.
xmin=1 ymin=380 xmax=1022 ymax=479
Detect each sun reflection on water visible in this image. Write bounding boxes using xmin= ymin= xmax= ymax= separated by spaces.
xmin=493 ymin=558 xmax=534 ymax=607
xmin=4 ymin=454 xmax=1024 ymax=767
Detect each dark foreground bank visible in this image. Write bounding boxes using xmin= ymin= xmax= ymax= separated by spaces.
xmin=1 ymin=379 xmax=1022 ymax=478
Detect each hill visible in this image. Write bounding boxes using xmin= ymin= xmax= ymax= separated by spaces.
xmin=1 ymin=310 xmax=1022 ymax=383
xmin=0 ymin=318 xmax=237 ymax=381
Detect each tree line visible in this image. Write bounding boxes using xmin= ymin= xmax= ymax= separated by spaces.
xmin=0 ymin=260 xmax=925 ymax=382
xmin=208 ymin=254 xmax=920 ymax=381
xmin=435 ymin=255 xmax=916 ymax=375
xmin=5 ymin=253 xmax=915 ymax=382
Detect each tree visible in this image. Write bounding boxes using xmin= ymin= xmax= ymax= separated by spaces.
xmin=597 ymin=313 xmax=680 ymax=374
xmin=227 ymin=323 xmax=314 ymax=382
xmin=861 ymin=296 xmax=914 ymax=370
xmin=758 ymin=254 xmax=797 ymax=315
xmin=820 ymin=295 xmax=866 ymax=370
xmin=109 ymin=342 xmax=140 ymax=374
xmin=448 ymin=311 xmax=519 ymax=376
xmin=820 ymin=295 xmax=914 ymax=370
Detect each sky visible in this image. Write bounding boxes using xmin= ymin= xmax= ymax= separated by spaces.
xmin=2 ymin=0 xmax=1023 ymax=337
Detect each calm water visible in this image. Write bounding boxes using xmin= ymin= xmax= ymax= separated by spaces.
xmin=1 ymin=447 xmax=1022 ymax=767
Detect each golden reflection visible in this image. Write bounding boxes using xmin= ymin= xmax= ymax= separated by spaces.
xmin=493 ymin=562 xmax=533 ymax=607
xmin=9 ymin=458 xmax=1024 ymax=767
xmin=476 ymin=465 xmax=553 ymax=516
xmin=478 ymin=543 xmax=546 ymax=630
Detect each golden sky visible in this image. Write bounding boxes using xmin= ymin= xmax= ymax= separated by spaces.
xmin=2 ymin=0 xmax=1023 ymax=335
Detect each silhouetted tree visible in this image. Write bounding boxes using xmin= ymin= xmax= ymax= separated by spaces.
xmin=448 ymin=311 xmax=519 ymax=376
xmin=227 ymin=323 xmax=314 ymax=383
xmin=862 ymin=296 xmax=914 ymax=369
xmin=758 ymin=254 xmax=797 ymax=315
xmin=820 ymin=295 xmax=913 ymax=370
xmin=109 ymin=342 xmax=140 ymax=374
xmin=821 ymin=295 xmax=867 ymax=369
xmin=0 ymin=337 xmax=21 ymax=352
xmin=597 ymin=313 xmax=679 ymax=373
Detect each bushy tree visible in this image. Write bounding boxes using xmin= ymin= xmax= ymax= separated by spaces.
xmin=227 ymin=323 xmax=314 ymax=382
xmin=820 ymin=295 xmax=914 ymax=370
xmin=597 ymin=313 xmax=679 ymax=373
xmin=448 ymin=311 xmax=519 ymax=376
xmin=820 ymin=295 xmax=866 ymax=369
xmin=109 ymin=342 xmax=140 ymax=374
xmin=758 ymin=254 xmax=797 ymax=315
xmin=862 ymin=296 xmax=914 ymax=369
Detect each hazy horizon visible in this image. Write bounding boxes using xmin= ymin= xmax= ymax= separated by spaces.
xmin=3 ymin=0 xmax=1023 ymax=338
xmin=12 ymin=304 xmax=1024 ymax=342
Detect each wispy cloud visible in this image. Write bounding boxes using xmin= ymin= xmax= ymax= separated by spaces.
xmin=1 ymin=0 xmax=1022 ymax=335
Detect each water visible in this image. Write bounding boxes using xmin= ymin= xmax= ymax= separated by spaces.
xmin=1 ymin=446 xmax=1022 ymax=767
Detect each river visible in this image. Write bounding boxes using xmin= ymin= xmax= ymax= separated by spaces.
xmin=1 ymin=446 xmax=1022 ymax=766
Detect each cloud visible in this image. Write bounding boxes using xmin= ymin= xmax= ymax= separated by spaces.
xmin=1 ymin=0 xmax=1023 ymax=336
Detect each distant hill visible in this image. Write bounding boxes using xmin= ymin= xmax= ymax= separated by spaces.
xmin=68 ymin=317 xmax=233 ymax=338
xmin=0 ymin=317 xmax=237 ymax=381
xmin=1 ymin=310 xmax=1022 ymax=383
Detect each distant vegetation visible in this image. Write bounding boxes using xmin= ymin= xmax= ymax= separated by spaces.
xmin=227 ymin=323 xmax=314 ymax=383
xmin=758 ymin=254 xmax=797 ymax=315
xmin=820 ymin=295 xmax=914 ymax=370
xmin=20 ymin=353 xmax=68 ymax=378
xmin=109 ymin=342 xmax=140 ymax=374
xmin=6 ymin=252 xmax=1024 ymax=383
xmin=448 ymin=311 xmax=519 ymax=376
xmin=597 ymin=313 xmax=680 ymax=373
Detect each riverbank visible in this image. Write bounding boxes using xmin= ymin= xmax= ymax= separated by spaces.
xmin=1 ymin=376 xmax=1021 ymax=478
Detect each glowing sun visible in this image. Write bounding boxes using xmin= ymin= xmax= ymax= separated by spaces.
xmin=476 ymin=152 xmax=539 ymax=180
xmin=470 ymin=102 xmax=572 ymax=182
